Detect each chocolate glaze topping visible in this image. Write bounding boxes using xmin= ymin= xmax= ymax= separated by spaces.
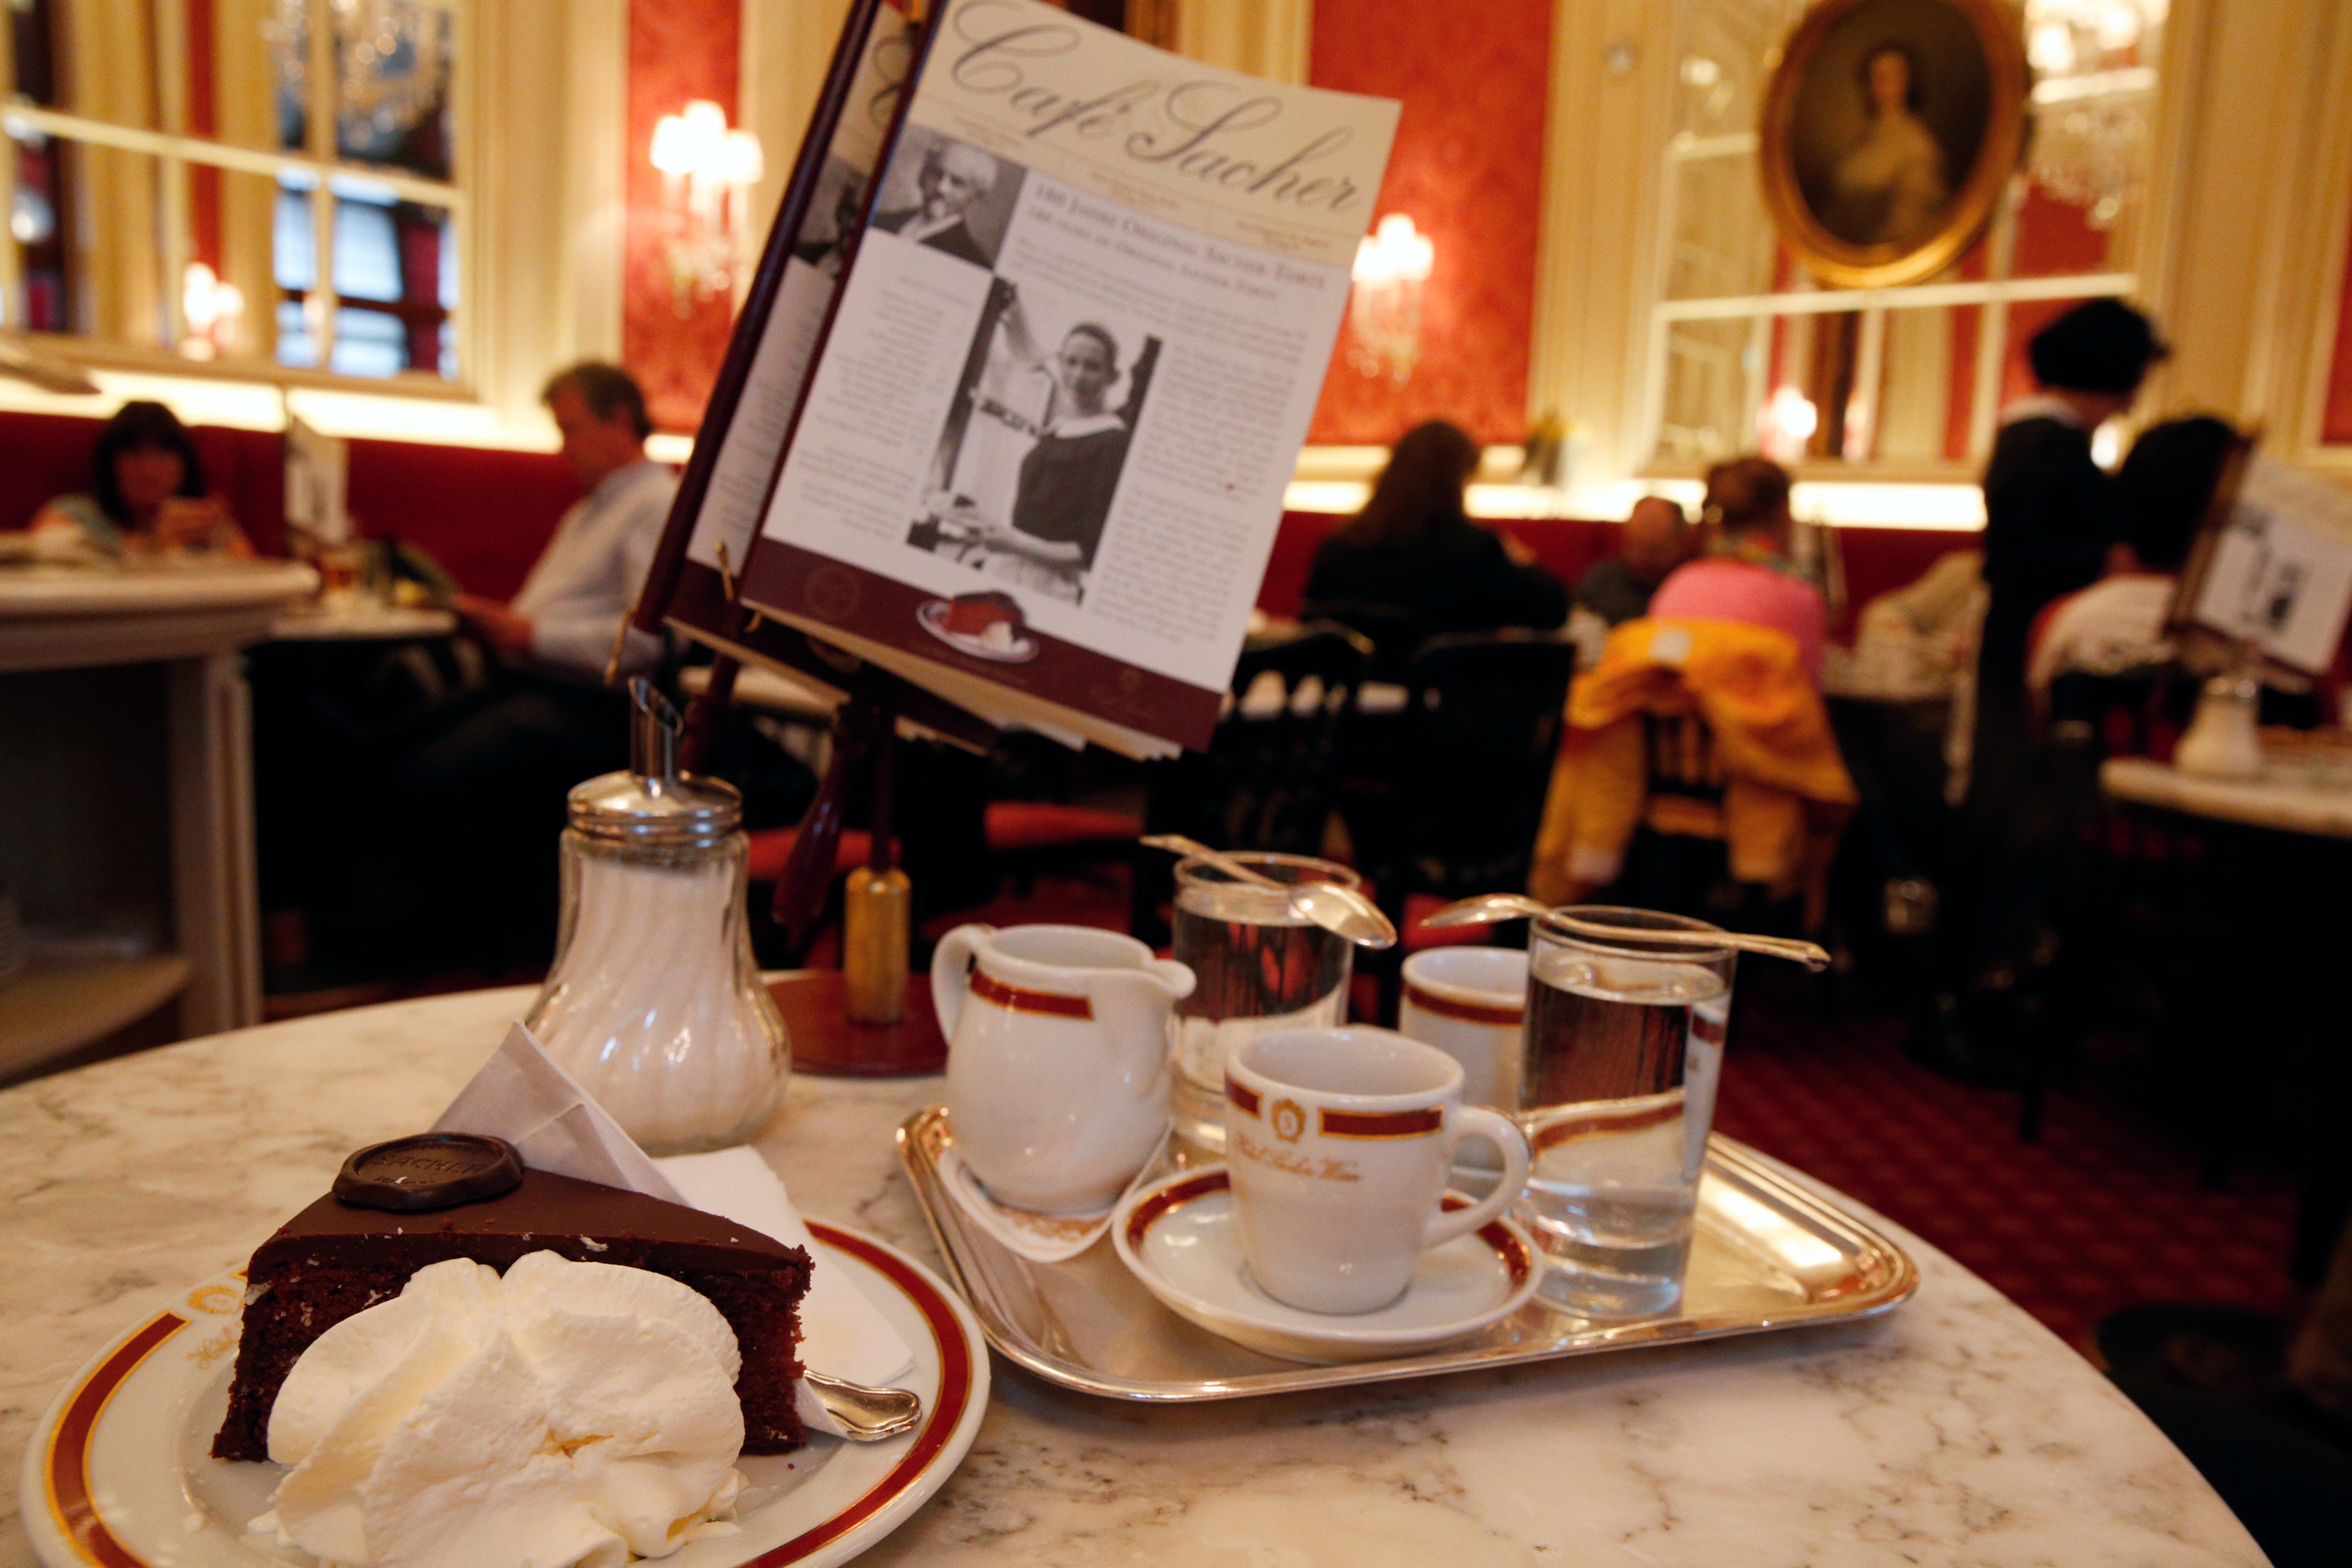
xmin=333 ymin=1133 xmax=525 ymax=1212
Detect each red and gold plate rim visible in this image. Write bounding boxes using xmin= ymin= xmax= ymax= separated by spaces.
xmin=35 ymin=1224 xmax=979 ymax=1568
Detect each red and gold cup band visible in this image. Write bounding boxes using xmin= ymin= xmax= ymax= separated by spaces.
xmin=969 ymin=970 xmax=1093 ymax=1019
xmin=1225 ymin=1077 xmax=1444 ymax=1139
xmin=1400 ymin=981 xmax=1524 ymax=1028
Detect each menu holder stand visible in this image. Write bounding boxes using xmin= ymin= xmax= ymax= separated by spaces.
xmin=767 ymin=970 xmax=946 ymax=1077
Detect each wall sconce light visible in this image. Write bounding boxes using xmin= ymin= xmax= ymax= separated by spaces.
xmin=1759 ymin=385 xmax=1819 ymax=464
xmin=650 ymin=99 xmax=763 ymax=313
xmin=1348 ymin=213 xmax=1433 ymax=386
xmin=179 ymin=262 xmax=244 ymax=360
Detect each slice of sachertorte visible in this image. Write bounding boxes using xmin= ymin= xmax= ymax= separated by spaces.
xmin=211 ymin=1134 xmax=812 ymax=1461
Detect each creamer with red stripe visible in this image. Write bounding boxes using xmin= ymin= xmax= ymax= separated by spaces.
xmin=937 ymin=922 xmax=1196 ymax=1214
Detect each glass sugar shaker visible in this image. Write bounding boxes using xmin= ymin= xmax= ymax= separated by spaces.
xmin=526 ymin=680 xmax=789 ymax=1154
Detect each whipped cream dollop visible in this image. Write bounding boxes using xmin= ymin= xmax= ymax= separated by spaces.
xmin=253 ymin=1251 xmax=746 ymax=1568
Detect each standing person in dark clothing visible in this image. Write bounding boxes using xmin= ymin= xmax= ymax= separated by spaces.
xmin=1969 ymin=298 xmax=2168 ymax=817
xmin=1303 ymin=421 xmax=1568 ymax=672
xmin=1919 ymin=299 xmax=2168 ymax=1081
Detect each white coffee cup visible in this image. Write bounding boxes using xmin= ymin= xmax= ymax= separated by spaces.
xmin=1225 ymin=1027 xmax=1531 ymax=1314
xmin=936 ymin=924 xmax=1194 ymax=1213
xmin=1398 ymin=946 xmax=1529 ymax=1112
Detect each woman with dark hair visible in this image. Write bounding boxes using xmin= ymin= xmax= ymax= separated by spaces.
xmin=1827 ymin=43 xmax=1948 ymax=248
xmin=2024 ymin=415 xmax=2239 ymax=692
xmin=1302 ymin=420 xmax=1567 ymax=654
xmin=974 ymin=320 xmax=1134 ymax=601
xmin=31 ymin=400 xmax=252 ymax=556
xmin=1648 ymin=454 xmax=1829 ymax=680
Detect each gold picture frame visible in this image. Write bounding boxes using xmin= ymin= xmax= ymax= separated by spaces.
xmin=1758 ymin=0 xmax=2030 ymax=290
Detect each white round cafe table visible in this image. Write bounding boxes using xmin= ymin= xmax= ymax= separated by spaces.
xmin=2103 ymin=755 xmax=2352 ymax=839
xmin=0 ymin=990 xmax=2266 ymax=1567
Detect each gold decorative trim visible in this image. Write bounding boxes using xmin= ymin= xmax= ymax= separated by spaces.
xmin=1757 ymin=0 xmax=2031 ymax=290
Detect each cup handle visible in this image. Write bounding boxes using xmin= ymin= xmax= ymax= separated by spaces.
xmin=1423 ymin=1106 xmax=1531 ymax=1251
xmin=929 ymin=923 xmax=993 ymax=1042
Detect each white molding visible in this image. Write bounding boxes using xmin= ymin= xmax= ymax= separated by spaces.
xmin=1654 ymin=271 xmax=2136 ymax=323
xmin=739 ymin=0 xmax=854 ymax=258
xmin=2267 ymin=0 xmax=2352 ymax=454
xmin=0 ymin=104 xmax=467 ymax=208
xmin=1169 ymin=0 xmax=1310 ymax=84
xmin=560 ymin=0 xmax=628 ymax=369
xmin=1528 ymin=0 xmax=1677 ymax=490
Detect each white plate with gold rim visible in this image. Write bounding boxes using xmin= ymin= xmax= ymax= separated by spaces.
xmin=1110 ymin=1167 xmax=1542 ymax=1364
xmin=18 ymin=1222 xmax=987 ymax=1568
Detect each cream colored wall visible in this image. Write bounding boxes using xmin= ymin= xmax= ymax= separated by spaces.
xmin=467 ymin=0 xmax=624 ymax=429
xmin=1170 ymin=0 xmax=1310 ymax=83
xmin=739 ymin=0 xmax=855 ymax=250
xmin=61 ymin=0 xmax=163 ymax=344
xmin=1526 ymin=1 xmax=1677 ymax=488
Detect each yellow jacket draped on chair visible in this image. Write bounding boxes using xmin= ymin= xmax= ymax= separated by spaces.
xmin=1529 ymin=619 xmax=1856 ymax=913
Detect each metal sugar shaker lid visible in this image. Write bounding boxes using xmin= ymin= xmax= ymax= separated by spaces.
xmin=567 ymin=677 xmax=742 ymax=848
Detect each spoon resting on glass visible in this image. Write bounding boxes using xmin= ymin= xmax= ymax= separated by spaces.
xmin=1139 ymin=835 xmax=1396 ymax=949
xmin=1420 ymin=892 xmax=1832 ymax=971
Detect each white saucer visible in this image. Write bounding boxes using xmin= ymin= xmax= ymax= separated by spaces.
xmin=1110 ymin=1167 xmax=1541 ymax=1363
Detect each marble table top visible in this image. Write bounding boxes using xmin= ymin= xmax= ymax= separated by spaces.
xmin=2104 ymin=755 xmax=2352 ymax=840
xmin=0 ymin=989 xmax=2266 ymax=1567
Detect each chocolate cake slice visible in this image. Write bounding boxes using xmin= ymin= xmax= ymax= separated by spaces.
xmin=212 ymin=1137 xmax=812 ymax=1461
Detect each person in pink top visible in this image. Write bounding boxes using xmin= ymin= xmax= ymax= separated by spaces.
xmin=1646 ymin=456 xmax=1827 ymax=682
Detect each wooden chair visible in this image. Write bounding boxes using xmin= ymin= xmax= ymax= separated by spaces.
xmin=1297 ymin=599 xmax=1428 ymax=684
xmin=1361 ymin=631 xmax=1575 ymax=1012
xmin=1133 ymin=623 xmax=1372 ymax=943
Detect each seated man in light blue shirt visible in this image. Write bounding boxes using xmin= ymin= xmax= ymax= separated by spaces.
xmin=391 ymin=363 xmax=677 ymax=972
xmin=456 ymin=364 xmax=674 ymax=680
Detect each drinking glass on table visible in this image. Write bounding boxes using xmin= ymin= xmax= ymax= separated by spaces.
xmin=1517 ymin=907 xmax=1733 ymax=1317
xmin=1167 ymin=851 xmax=1360 ymax=1152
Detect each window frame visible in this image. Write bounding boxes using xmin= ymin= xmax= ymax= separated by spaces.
xmin=1637 ymin=37 xmax=2160 ymax=481
xmin=0 ymin=0 xmax=475 ymax=395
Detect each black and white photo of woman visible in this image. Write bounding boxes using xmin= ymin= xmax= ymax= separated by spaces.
xmin=917 ymin=284 xmax=1156 ymax=605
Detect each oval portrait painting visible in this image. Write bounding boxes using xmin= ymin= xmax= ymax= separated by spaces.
xmin=1760 ymin=0 xmax=2029 ymax=288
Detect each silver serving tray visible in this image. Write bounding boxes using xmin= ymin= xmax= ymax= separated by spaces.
xmin=894 ymin=1103 xmax=1917 ymax=1401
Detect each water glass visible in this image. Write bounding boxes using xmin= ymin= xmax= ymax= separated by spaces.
xmin=1167 ymin=851 xmax=1359 ymax=1151
xmin=1515 ymin=907 xmax=1734 ymax=1317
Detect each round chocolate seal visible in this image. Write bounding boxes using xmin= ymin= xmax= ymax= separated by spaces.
xmin=333 ymin=1133 xmax=524 ymax=1212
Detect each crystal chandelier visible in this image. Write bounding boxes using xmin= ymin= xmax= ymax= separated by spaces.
xmin=266 ymin=0 xmax=450 ymax=164
xmin=2022 ymin=0 xmax=2166 ymax=230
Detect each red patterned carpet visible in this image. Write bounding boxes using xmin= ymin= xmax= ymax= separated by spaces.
xmin=1710 ymin=992 xmax=2301 ymax=1352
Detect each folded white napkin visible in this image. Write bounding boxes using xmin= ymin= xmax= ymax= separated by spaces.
xmin=938 ymin=1126 xmax=1170 ymax=1264
xmin=431 ymin=1023 xmax=915 ymax=1436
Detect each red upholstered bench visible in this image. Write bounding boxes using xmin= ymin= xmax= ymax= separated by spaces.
xmin=0 ymin=409 xmax=579 ymax=597
xmin=745 ymin=829 xmax=876 ymax=884
xmin=982 ymin=801 xmax=1142 ymax=852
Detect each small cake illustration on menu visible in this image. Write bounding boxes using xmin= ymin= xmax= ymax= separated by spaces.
xmin=918 ymin=589 xmax=1039 ymax=663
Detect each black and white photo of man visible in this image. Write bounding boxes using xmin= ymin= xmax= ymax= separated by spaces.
xmin=872 ymin=133 xmax=1012 ymax=269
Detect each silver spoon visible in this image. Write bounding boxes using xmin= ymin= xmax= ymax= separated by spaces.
xmin=1140 ymin=835 xmax=1397 ymax=949
xmin=805 ymin=1370 xmax=923 ymax=1441
xmin=1420 ymin=892 xmax=1832 ymax=971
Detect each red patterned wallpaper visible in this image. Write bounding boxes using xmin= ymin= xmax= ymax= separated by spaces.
xmin=2324 ymin=195 xmax=2352 ymax=444
xmin=623 ymin=0 xmax=742 ymax=433
xmin=1305 ymin=0 xmax=1553 ymax=448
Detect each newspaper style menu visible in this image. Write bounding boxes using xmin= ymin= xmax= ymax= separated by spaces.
xmin=630 ymin=1 xmax=943 ymax=709
xmin=736 ymin=0 xmax=1399 ymax=756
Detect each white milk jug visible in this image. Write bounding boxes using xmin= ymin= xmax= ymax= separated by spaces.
xmin=933 ymin=923 xmax=1194 ymax=1213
